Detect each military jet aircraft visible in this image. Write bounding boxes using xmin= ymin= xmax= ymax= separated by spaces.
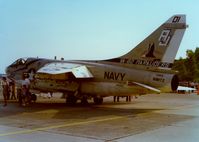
xmin=6 ymin=15 xmax=187 ymax=104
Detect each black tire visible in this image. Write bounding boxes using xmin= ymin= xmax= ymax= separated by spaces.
xmin=31 ymin=94 xmax=37 ymax=102
xmin=66 ymin=94 xmax=77 ymax=105
xmin=81 ymin=96 xmax=88 ymax=105
xmin=93 ymin=97 xmax=103 ymax=105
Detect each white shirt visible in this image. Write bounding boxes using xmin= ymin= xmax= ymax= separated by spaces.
xmin=22 ymin=78 xmax=30 ymax=88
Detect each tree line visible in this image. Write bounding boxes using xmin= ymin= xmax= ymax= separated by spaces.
xmin=172 ymin=47 xmax=199 ymax=82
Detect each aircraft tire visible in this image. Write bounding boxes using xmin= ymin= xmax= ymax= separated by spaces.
xmin=93 ymin=97 xmax=103 ymax=105
xmin=81 ymin=96 xmax=88 ymax=105
xmin=66 ymin=94 xmax=77 ymax=105
xmin=31 ymin=94 xmax=37 ymax=102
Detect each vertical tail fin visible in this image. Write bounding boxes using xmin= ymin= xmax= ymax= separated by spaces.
xmin=108 ymin=15 xmax=187 ymax=69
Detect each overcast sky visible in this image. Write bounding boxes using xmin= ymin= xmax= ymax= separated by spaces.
xmin=0 ymin=0 xmax=198 ymax=73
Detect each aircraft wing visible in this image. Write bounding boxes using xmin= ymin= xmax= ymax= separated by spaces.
xmin=37 ymin=62 xmax=93 ymax=78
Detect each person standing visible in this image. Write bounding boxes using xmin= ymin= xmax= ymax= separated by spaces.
xmin=126 ymin=96 xmax=131 ymax=102
xmin=22 ymin=75 xmax=31 ymax=105
xmin=21 ymin=85 xmax=28 ymax=106
xmin=22 ymin=75 xmax=30 ymax=89
xmin=113 ymin=96 xmax=116 ymax=102
xmin=17 ymin=87 xmax=22 ymax=106
xmin=2 ymin=77 xmax=9 ymax=107
xmin=10 ymin=80 xmax=16 ymax=100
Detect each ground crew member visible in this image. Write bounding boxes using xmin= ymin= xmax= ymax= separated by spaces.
xmin=17 ymin=87 xmax=22 ymax=106
xmin=2 ymin=77 xmax=9 ymax=107
xmin=10 ymin=80 xmax=17 ymax=100
xmin=113 ymin=96 xmax=116 ymax=102
xmin=21 ymin=75 xmax=31 ymax=106
xmin=126 ymin=96 xmax=131 ymax=102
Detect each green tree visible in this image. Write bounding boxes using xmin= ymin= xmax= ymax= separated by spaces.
xmin=172 ymin=47 xmax=199 ymax=82
xmin=193 ymin=47 xmax=199 ymax=82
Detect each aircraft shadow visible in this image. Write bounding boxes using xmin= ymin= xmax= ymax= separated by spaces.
xmin=0 ymin=101 xmax=162 ymax=120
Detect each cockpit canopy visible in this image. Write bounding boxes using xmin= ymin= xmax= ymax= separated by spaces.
xmin=10 ymin=58 xmax=28 ymax=67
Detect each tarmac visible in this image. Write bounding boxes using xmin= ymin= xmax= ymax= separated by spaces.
xmin=1 ymin=92 xmax=199 ymax=142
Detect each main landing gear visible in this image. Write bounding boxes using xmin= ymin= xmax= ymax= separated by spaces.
xmin=65 ymin=92 xmax=103 ymax=105
xmin=65 ymin=91 xmax=89 ymax=105
xmin=93 ymin=96 xmax=103 ymax=105
xmin=66 ymin=94 xmax=77 ymax=105
xmin=65 ymin=91 xmax=77 ymax=105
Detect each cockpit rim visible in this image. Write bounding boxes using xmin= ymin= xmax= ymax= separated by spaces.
xmin=11 ymin=57 xmax=29 ymax=66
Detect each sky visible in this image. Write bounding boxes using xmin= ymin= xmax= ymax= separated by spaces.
xmin=0 ymin=0 xmax=198 ymax=73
